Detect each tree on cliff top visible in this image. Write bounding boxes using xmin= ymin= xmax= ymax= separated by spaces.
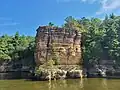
xmin=48 ymin=22 xmax=54 ymax=27
xmin=64 ymin=16 xmax=86 ymax=32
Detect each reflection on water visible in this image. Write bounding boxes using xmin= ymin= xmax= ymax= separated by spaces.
xmin=101 ymin=79 xmax=108 ymax=90
xmin=0 ymin=78 xmax=120 ymax=90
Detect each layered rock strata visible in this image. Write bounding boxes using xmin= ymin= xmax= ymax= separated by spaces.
xmin=35 ymin=26 xmax=82 ymax=66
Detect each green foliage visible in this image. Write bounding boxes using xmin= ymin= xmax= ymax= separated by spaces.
xmin=52 ymin=54 xmax=60 ymax=65
xmin=2 ymin=13 xmax=120 ymax=69
xmin=46 ymin=60 xmax=55 ymax=67
xmin=64 ymin=14 xmax=120 ymax=66
xmin=48 ymin=22 xmax=54 ymax=26
xmin=34 ymin=66 xmax=42 ymax=76
xmin=64 ymin=16 xmax=85 ymax=32
xmin=0 ymin=32 xmax=35 ymax=68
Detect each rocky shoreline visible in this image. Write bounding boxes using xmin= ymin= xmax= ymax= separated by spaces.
xmin=1 ymin=67 xmax=120 ymax=80
xmin=32 ymin=65 xmax=83 ymax=81
xmin=33 ymin=69 xmax=83 ymax=81
xmin=0 ymin=60 xmax=120 ymax=80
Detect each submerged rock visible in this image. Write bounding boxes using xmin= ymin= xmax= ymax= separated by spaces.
xmin=35 ymin=69 xmax=67 ymax=80
xmin=55 ymin=70 xmax=67 ymax=79
xmin=67 ymin=70 xmax=83 ymax=78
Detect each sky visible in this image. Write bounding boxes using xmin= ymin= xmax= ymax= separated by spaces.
xmin=0 ymin=0 xmax=120 ymax=36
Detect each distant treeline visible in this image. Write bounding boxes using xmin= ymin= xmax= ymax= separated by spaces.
xmin=1 ymin=14 xmax=120 ymax=67
xmin=0 ymin=32 xmax=35 ymax=67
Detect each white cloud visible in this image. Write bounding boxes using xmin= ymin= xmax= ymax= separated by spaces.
xmin=80 ymin=0 xmax=120 ymax=15
xmin=56 ymin=0 xmax=120 ymax=15
xmin=81 ymin=0 xmax=87 ymax=2
xmin=0 ymin=17 xmax=12 ymax=20
xmin=0 ymin=22 xmax=19 ymax=26
xmin=57 ymin=0 xmax=79 ymax=3
xmin=80 ymin=0 xmax=97 ymax=3
xmin=96 ymin=0 xmax=120 ymax=15
xmin=0 ymin=17 xmax=19 ymax=26
xmin=56 ymin=0 xmax=95 ymax=3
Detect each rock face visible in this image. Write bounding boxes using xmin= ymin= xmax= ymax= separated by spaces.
xmin=0 ymin=61 xmax=32 ymax=79
xmin=86 ymin=60 xmax=120 ymax=78
xmin=34 ymin=65 xmax=83 ymax=80
xmin=35 ymin=26 xmax=82 ymax=66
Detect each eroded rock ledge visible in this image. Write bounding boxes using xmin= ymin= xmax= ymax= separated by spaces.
xmin=34 ymin=65 xmax=83 ymax=80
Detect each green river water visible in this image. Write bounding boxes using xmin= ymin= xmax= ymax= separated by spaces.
xmin=0 ymin=78 xmax=120 ymax=90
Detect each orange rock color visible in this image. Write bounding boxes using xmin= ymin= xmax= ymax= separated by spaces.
xmin=35 ymin=26 xmax=82 ymax=66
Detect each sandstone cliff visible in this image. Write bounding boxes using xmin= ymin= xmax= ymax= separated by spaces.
xmin=35 ymin=26 xmax=82 ymax=66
